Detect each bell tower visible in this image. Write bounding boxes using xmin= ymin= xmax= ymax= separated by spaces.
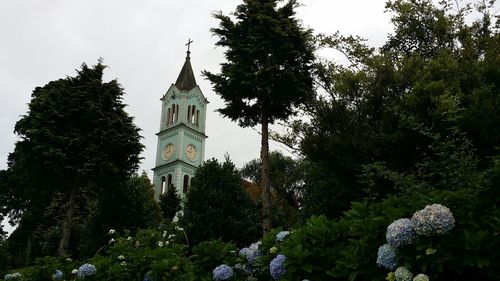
xmin=153 ymin=42 xmax=208 ymax=199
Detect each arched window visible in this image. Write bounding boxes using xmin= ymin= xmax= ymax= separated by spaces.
xmin=171 ymin=104 xmax=176 ymax=123
xmin=167 ymin=174 xmax=172 ymax=192
xmin=190 ymin=105 xmax=196 ymax=124
xmin=176 ymin=104 xmax=179 ymax=122
xmin=161 ymin=176 xmax=166 ymax=194
xmin=167 ymin=108 xmax=171 ymax=126
xmin=187 ymin=105 xmax=191 ymax=122
xmin=196 ymin=110 xmax=200 ymax=126
xmin=183 ymin=175 xmax=190 ymax=194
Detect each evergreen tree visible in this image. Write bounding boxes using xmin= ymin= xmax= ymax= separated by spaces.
xmin=203 ymin=0 xmax=314 ymax=234
xmin=2 ymin=61 xmax=144 ymax=261
xmin=182 ymin=158 xmax=260 ymax=246
xmin=159 ymin=185 xmax=181 ymax=221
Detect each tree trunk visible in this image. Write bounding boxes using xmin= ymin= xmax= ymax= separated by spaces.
xmin=25 ymin=235 xmax=31 ymax=266
xmin=260 ymin=111 xmax=272 ymax=235
xmin=57 ymin=188 xmax=77 ymax=257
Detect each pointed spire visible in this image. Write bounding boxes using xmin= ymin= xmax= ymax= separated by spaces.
xmin=175 ymin=39 xmax=197 ymax=91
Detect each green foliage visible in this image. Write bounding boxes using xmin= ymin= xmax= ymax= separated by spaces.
xmin=190 ymin=239 xmax=238 ymax=280
xmin=285 ymin=0 xmax=500 ymax=220
xmin=241 ymin=151 xmax=304 ymax=227
xmin=1 ymin=60 xmax=146 ymax=264
xmin=182 ymin=158 xmax=260 ymax=246
xmin=159 ymin=185 xmax=181 ymax=221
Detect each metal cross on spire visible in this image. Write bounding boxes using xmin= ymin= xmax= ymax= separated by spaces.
xmin=185 ymin=38 xmax=194 ymax=57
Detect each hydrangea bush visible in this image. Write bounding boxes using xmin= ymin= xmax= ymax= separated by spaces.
xmin=394 ymin=266 xmax=412 ymax=281
xmin=377 ymin=244 xmax=398 ymax=270
xmin=412 ymin=273 xmax=429 ymax=281
xmin=386 ymin=218 xmax=416 ymax=247
xmin=411 ymin=204 xmax=455 ymax=236
xmin=212 ymin=264 xmax=233 ymax=281
xmin=378 ymin=204 xmax=456 ymax=281
xmin=269 ymin=255 xmax=287 ymax=280
xmin=77 ymin=263 xmax=96 ymax=279
xmin=4 ymin=272 xmax=21 ymax=280
xmin=275 ymin=231 xmax=290 ymax=242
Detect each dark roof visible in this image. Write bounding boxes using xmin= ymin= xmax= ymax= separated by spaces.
xmin=174 ymin=51 xmax=197 ymax=91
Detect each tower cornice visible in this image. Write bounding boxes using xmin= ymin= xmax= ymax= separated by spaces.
xmin=156 ymin=122 xmax=208 ymax=138
xmin=152 ymin=159 xmax=199 ymax=172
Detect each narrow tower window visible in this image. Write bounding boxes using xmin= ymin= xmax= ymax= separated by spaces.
xmin=196 ymin=110 xmax=200 ymax=126
xmin=187 ymin=105 xmax=191 ymax=122
xmin=161 ymin=176 xmax=166 ymax=194
xmin=183 ymin=175 xmax=189 ymax=194
xmin=190 ymin=105 xmax=196 ymax=124
xmin=171 ymin=104 xmax=175 ymax=123
xmin=167 ymin=174 xmax=172 ymax=192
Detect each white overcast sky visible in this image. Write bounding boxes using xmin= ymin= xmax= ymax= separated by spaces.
xmin=0 ymin=0 xmax=394 ymax=178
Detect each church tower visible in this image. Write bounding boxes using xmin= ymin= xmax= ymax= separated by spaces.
xmin=153 ymin=45 xmax=208 ymax=199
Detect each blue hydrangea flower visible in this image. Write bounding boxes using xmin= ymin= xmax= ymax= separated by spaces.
xmin=276 ymin=231 xmax=290 ymax=242
xmin=411 ymin=204 xmax=455 ymax=236
xmin=239 ymin=247 xmax=250 ymax=257
xmin=376 ymin=244 xmax=397 ymax=270
xmin=234 ymin=263 xmax=252 ymax=275
xmin=4 ymin=272 xmax=22 ymax=280
xmin=395 ymin=266 xmax=413 ymax=281
xmin=386 ymin=218 xmax=416 ymax=247
xmin=240 ymin=242 xmax=262 ymax=265
xmin=77 ymin=263 xmax=97 ymax=279
xmin=213 ymin=264 xmax=233 ymax=281
xmin=413 ymin=273 xmax=429 ymax=281
xmin=270 ymin=254 xmax=287 ymax=280
xmin=53 ymin=270 xmax=63 ymax=279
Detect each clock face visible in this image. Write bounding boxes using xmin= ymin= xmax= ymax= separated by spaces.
xmin=185 ymin=144 xmax=197 ymax=161
xmin=162 ymin=143 xmax=175 ymax=160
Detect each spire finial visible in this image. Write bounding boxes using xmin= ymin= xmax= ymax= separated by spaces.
xmin=185 ymin=38 xmax=194 ymax=59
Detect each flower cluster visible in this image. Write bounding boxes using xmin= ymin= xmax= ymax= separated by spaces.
xmin=386 ymin=218 xmax=416 ymax=247
xmin=275 ymin=231 xmax=290 ymax=242
xmin=411 ymin=204 xmax=455 ymax=236
xmin=239 ymin=241 xmax=261 ymax=265
xmin=213 ymin=264 xmax=233 ymax=281
xmin=376 ymin=244 xmax=397 ymax=270
xmin=53 ymin=270 xmax=63 ymax=280
xmin=413 ymin=273 xmax=429 ymax=281
xmin=394 ymin=267 xmax=413 ymax=281
xmin=270 ymin=254 xmax=287 ymax=280
xmin=377 ymin=204 xmax=455 ymax=279
xmin=269 ymin=246 xmax=278 ymax=254
xmin=4 ymin=272 xmax=22 ymax=280
xmin=78 ymin=263 xmax=97 ymax=279
xmin=143 ymin=275 xmax=153 ymax=281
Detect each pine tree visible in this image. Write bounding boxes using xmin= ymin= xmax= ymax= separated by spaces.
xmin=203 ymin=0 xmax=314 ymax=234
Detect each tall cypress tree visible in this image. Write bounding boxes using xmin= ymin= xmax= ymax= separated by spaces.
xmin=203 ymin=0 xmax=314 ymax=234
